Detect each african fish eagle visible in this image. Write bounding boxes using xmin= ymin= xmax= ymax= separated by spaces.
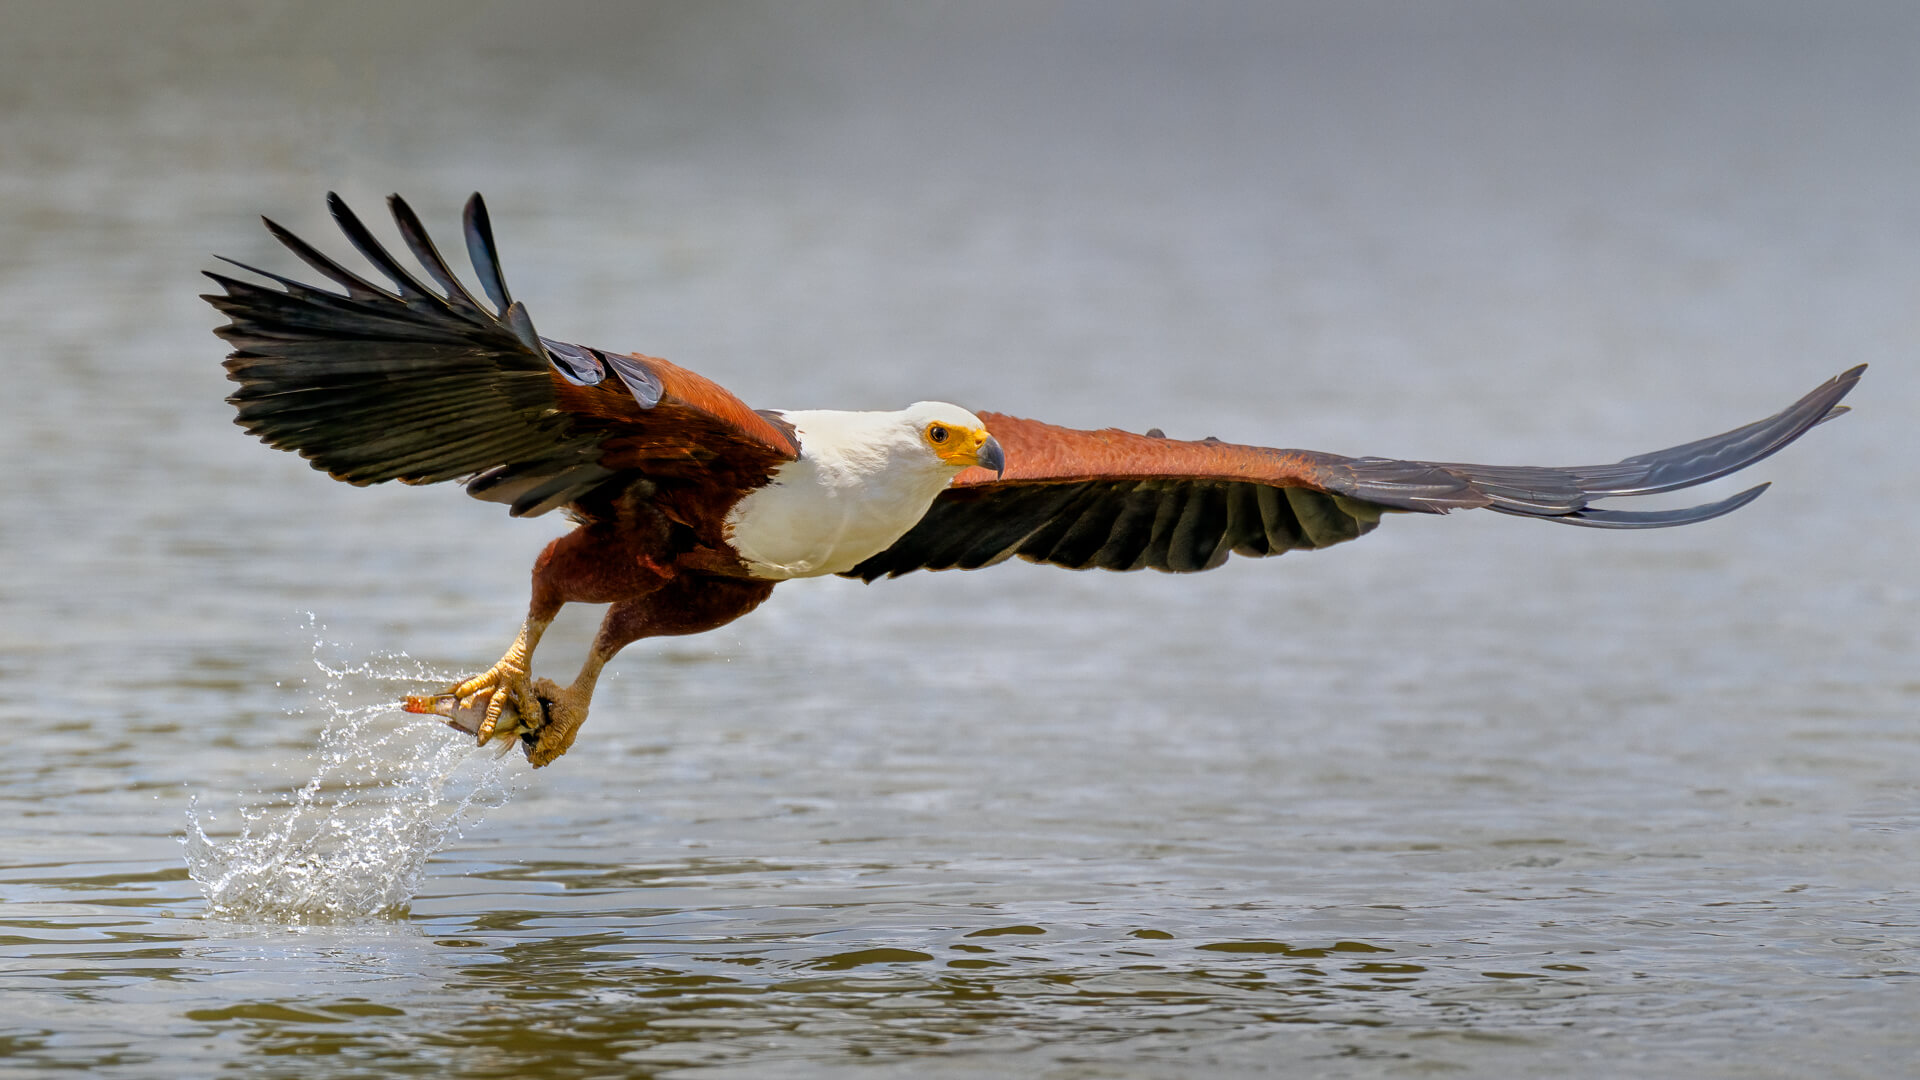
xmin=204 ymin=194 xmax=1864 ymax=767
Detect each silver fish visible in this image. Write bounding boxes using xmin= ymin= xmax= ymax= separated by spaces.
xmin=403 ymin=687 xmax=538 ymax=747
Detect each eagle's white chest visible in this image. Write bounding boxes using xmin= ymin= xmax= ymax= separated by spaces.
xmin=723 ymin=410 xmax=959 ymax=580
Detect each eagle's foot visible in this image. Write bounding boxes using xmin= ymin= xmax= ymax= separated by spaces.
xmin=451 ymin=661 xmax=535 ymax=745
xmin=403 ymin=684 xmax=539 ymax=746
xmin=521 ymin=677 xmax=591 ymax=768
xmin=402 ymin=651 xmax=540 ymax=748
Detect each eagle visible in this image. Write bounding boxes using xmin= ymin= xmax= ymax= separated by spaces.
xmin=205 ymin=194 xmax=1864 ymax=768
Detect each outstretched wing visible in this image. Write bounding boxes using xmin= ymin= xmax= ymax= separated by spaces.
xmin=843 ymin=365 xmax=1864 ymax=580
xmin=206 ymin=193 xmax=798 ymax=517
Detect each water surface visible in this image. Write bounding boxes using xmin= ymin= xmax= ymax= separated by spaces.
xmin=4 ymin=4 xmax=1918 ymax=1076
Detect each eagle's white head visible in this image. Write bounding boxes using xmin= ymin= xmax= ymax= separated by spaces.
xmin=724 ymin=401 xmax=1005 ymax=580
xmin=897 ymin=401 xmax=1006 ymax=476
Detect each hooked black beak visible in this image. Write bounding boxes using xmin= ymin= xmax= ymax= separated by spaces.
xmin=977 ymin=434 xmax=1006 ymax=477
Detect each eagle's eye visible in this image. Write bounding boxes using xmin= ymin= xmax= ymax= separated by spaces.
xmin=927 ymin=423 xmax=950 ymax=445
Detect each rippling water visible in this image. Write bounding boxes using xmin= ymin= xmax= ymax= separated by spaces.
xmin=6 ymin=4 xmax=1919 ymax=1076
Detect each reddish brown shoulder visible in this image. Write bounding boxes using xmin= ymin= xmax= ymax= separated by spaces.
xmin=644 ymin=354 xmax=800 ymax=458
xmin=547 ymin=352 xmax=799 ymax=460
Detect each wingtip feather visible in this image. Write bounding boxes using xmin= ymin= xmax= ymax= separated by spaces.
xmin=463 ymin=192 xmax=513 ymax=316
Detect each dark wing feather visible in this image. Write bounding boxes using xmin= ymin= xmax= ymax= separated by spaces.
xmin=206 ymin=193 xmax=798 ymax=517
xmin=843 ymin=366 xmax=1863 ymax=580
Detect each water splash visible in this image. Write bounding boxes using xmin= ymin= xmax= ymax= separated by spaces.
xmin=183 ymin=628 xmax=523 ymax=922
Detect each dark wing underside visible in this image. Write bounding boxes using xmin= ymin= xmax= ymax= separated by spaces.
xmin=843 ymin=366 xmax=1863 ymax=580
xmin=206 ymin=193 xmax=796 ymax=517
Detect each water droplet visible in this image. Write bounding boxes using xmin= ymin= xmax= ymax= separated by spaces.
xmin=182 ymin=646 xmax=523 ymax=923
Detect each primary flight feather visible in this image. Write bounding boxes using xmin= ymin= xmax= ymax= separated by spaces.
xmin=205 ymin=193 xmax=1864 ymax=766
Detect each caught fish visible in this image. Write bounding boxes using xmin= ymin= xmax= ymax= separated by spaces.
xmin=403 ymin=687 xmax=539 ymax=749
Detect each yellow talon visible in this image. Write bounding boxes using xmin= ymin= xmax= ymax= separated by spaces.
xmin=522 ymin=678 xmax=590 ymax=768
xmin=454 ymin=663 xmax=522 ymax=742
xmin=402 ymin=619 xmax=552 ymax=748
xmin=403 ymin=687 xmax=538 ymax=744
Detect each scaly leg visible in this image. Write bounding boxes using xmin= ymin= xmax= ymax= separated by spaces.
xmin=521 ymin=652 xmax=608 ymax=768
xmin=404 ymin=522 xmax=686 ymax=753
xmin=515 ymin=575 xmax=778 ymax=768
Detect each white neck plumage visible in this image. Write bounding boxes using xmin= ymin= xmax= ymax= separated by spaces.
xmin=722 ymin=405 xmax=981 ymax=580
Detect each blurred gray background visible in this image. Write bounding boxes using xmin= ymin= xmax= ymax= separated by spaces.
xmin=8 ymin=0 xmax=1912 ymax=657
